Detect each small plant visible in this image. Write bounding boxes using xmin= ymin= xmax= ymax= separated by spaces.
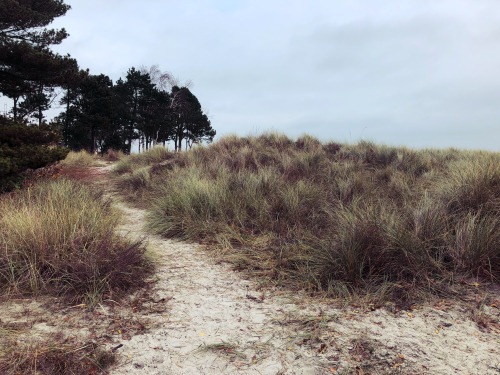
xmin=198 ymin=342 xmax=246 ymax=359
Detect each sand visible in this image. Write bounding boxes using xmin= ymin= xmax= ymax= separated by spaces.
xmin=1 ymin=164 xmax=499 ymax=374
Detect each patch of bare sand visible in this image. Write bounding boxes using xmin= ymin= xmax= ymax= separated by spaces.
xmin=1 ymin=164 xmax=499 ymax=374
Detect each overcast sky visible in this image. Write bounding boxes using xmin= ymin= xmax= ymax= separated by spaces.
xmin=28 ymin=1 xmax=500 ymax=149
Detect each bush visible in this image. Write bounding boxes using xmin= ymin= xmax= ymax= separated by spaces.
xmin=0 ymin=116 xmax=69 ymax=191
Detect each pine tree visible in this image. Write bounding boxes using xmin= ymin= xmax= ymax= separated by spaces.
xmin=0 ymin=115 xmax=68 ymax=191
xmin=171 ymin=86 xmax=215 ymax=150
xmin=0 ymin=0 xmax=77 ymax=124
xmin=0 ymin=1 xmax=73 ymax=190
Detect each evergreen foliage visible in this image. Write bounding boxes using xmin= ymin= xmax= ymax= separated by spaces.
xmin=0 ymin=0 xmax=78 ymax=125
xmin=56 ymin=67 xmax=216 ymax=154
xmin=0 ymin=0 xmax=216 ymax=173
xmin=0 ymin=116 xmax=68 ymax=191
xmin=171 ymin=86 xmax=215 ymax=151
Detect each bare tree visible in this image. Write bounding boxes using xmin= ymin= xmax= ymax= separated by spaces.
xmin=138 ymin=65 xmax=192 ymax=92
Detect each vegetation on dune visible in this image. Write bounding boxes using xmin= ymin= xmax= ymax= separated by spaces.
xmin=115 ymin=134 xmax=500 ymax=302
xmin=0 ymin=116 xmax=69 ymax=192
xmin=59 ymin=150 xmax=100 ymax=168
xmin=0 ymin=152 xmax=148 ymax=375
xmin=0 ymin=178 xmax=150 ymax=305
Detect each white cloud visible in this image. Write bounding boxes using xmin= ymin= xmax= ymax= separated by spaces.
xmin=29 ymin=0 xmax=500 ymax=150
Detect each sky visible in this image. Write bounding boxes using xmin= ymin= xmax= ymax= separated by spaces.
xmin=9 ymin=0 xmax=500 ymax=150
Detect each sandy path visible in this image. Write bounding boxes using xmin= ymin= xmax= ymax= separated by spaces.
xmin=112 ymin=199 xmax=331 ymax=374
xmin=3 ymin=164 xmax=498 ymax=375
xmin=99 ymin=164 xmax=500 ymax=375
xmin=0 ymin=166 xmax=500 ymax=375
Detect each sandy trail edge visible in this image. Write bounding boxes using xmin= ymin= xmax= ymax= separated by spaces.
xmin=1 ymin=164 xmax=499 ymax=375
xmin=103 ymin=164 xmax=500 ymax=375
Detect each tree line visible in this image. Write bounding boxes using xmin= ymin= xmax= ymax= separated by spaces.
xmin=0 ymin=0 xmax=215 ymax=155
xmin=56 ymin=65 xmax=215 ymax=154
xmin=0 ymin=0 xmax=215 ymax=190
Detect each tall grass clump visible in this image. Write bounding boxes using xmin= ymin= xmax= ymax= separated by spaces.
xmin=113 ymin=145 xmax=172 ymax=176
xmin=117 ymin=166 xmax=152 ymax=201
xmin=0 ymin=178 xmax=149 ymax=305
xmin=103 ymin=148 xmax=126 ymax=161
xmin=60 ymin=150 xmax=99 ymax=168
xmin=118 ymin=134 xmax=500 ymax=301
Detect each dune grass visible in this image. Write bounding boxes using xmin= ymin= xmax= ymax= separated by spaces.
xmin=113 ymin=145 xmax=171 ymax=175
xmin=0 ymin=167 xmax=151 ymax=374
xmin=102 ymin=148 xmax=126 ymax=161
xmin=115 ymin=134 xmax=500 ymax=302
xmin=0 ymin=178 xmax=150 ymax=306
xmin=59 ymin=150 xmax=100 ymax=168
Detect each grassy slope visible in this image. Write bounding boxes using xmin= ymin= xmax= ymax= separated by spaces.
xmin=115 ymin=135 xmax=500 ymax=303
xmin=0 ymin=161 xmax=151 ymax=374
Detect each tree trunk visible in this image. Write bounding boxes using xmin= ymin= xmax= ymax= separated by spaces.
xmin=37 ymin=83 xmax=43 ymax=126
xmin=38 ymin=106 xmax=43 ymax=127
xmin=64 ymin=89 xmax=70 ymax=145
xmin=90 ymin=126 xmax=95 ymax=154
xmin=13 ymin=97 xmax=18 ymax=121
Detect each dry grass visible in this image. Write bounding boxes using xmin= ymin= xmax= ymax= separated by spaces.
xmin=0 ymin=178 xmax=151 ymax=306
xmin=0 ymin=171 xmax=152 ymax=374
xmin=114 ymin=134 xmax=500 ymax=303
xmin=0 ymin=328 xmax=115 ymax=375
xmin=60 ymin=150 xmax=100 ymax=168
xmin=113 ymin=146 xmax=171 ymax=176
xmin=102 ymin=149 xmax=126 ymax=162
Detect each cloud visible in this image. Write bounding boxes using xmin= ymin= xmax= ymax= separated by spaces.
xmin=26 ymin=0 xmax=500 ymax=150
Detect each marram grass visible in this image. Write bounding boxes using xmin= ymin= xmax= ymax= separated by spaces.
xmin=0 ymin=178 xmax=150 ymax=305
xmin=116 ymin=134 xmax=500 ymax=302
xmin=60 ymin=150 xmax=99 ymax=168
